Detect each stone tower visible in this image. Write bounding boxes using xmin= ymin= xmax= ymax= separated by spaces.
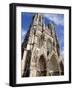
xmin=21 ymin=13 xmax=62 ymax=77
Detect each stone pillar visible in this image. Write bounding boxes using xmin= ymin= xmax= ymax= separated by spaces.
xmin=29 ymin=48 xmax=37 ymax=77
xmin=30 ymin=61 xmax=37 ymax=77
xmin=21 ymin=50 xmax=27 ymax=76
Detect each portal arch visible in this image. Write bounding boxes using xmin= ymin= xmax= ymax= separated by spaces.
xmin=37 ymin=55 xmax=47 ymax=76
xmin=48 ymin=54 xmax=60 ymax=76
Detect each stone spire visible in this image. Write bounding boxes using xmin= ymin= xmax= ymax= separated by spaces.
xmin=32 ymin=13 xmax=43 ymax=26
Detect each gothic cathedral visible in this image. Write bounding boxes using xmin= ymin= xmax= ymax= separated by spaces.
xmin=21 ymin=13 xmax=64 ymax=77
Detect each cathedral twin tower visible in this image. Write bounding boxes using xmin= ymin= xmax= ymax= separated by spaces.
xmin=21 ymin=13 xmax=64 ymax=77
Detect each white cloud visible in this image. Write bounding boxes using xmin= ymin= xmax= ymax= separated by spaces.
xmin=59 ymin=50 xmax=64 ymax=63
xmin=21 ymin=29 xmax=27 ymax=43
xmin=43 ymin=14 xmax=64 ymax=26
xmin=61 ymin=50 xmax=64 ymax=57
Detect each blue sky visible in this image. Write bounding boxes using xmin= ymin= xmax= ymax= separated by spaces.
xmin=21 ymin=12 xmax=64 ymax=56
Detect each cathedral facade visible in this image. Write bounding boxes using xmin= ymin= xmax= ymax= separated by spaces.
xmin=21 ymin=13 xmax=64 ymax=77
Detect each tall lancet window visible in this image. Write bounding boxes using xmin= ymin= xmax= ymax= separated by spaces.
xmin=38 ymin=34 xmax=44 ymax=48
xmin=35 ymin=14 xmax=38 ymax=21
xmin=38 ymin=14 xmax=42 ymax=25
xmin=47 ymin=39 xmax=52 ymax=55
xmin=39 ymin=16 xmax=41 ymax=22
